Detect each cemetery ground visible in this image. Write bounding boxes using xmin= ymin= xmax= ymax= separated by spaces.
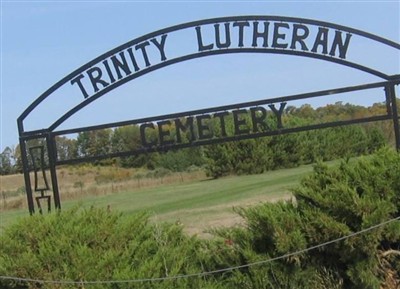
xmin=0 ymin=162 xmax=324 ymax=235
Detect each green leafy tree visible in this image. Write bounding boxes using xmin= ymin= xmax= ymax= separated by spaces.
xmin=0 ymin=147 xmax=14 ymax=175
xmin=55 ymin=136 xmax=77 ymax=161
xmin=204 ymin=142 xmax=235 ymax=178
xmin=112 ymin=125 xmax=144 ymax=167
xmin=76 ymin=129 xmax=112 ymax=159
xmin=157 ymin=148 xmax=205 ymax=172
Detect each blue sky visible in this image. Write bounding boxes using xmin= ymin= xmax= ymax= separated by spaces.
xmin=1 ymin=0 xmax=399 ymax=151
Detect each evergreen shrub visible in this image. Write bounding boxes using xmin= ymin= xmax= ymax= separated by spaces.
xmin=0 ymin=207 xmax=227 ymax=289
xmin=212 ymin=148 xmax=400 ymax=289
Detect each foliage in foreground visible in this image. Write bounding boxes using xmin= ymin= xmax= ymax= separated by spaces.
xmin=1 ymin=148 xmax=399 ymax=289
xmin=213 ymin=148 xmax=400 ymax=289
xmin=0 ymin=208 xmax=227 ymax=289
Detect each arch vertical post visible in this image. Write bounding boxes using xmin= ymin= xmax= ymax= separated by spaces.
xmin=46 ymin=133 xmax=61 ymax=210
xmin=386 ymin=84 xmax=400 ymax=151
xmin=19 ymin=138 xmax=35 ymax=214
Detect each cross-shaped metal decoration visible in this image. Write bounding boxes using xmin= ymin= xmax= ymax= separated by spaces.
xmin=29 ymin=145 xmax=51 ymax=214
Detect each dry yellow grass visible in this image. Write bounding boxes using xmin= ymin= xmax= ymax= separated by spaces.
xmin=0 ymin=173 xmax=26 ymax=192
xmin=0 ymin=165 xmax=206 ymax=211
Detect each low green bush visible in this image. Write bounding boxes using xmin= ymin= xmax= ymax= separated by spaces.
xmin=0 ymin=207 xmax=227 ymax=289
xmin=212 ymin=148 xmax=400 ymax=289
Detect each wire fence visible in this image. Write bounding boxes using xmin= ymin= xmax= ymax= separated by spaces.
xmin=0 ymin=215 xmax=399 ymax=286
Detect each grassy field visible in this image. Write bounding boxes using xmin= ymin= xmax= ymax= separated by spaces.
xmin=0 ymin=163 xmax=323 ymax=235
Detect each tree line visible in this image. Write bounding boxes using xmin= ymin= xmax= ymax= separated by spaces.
xmin=0 ymin=101 xmax=396 ymax=176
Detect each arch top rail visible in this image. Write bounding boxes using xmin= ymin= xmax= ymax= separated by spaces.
xmin=17 ymin=15 xmax=400 ymax=135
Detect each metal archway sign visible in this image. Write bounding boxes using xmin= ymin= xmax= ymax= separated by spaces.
xmin=18 ymin=16 xmax=400 ymax=214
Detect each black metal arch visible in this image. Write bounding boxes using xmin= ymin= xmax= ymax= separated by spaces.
xmin=17 ymin=15 xmax=400 ymax=214
xmin=48 ymin=49 xmax=394 ymax=133
xmin=18 ymin=15 xmax=400 ymax=135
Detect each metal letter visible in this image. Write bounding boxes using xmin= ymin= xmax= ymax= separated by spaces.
xmin=102 ymin=60 xmax=116 ymax=84
xmin=111 ymin=52 xmax=132 ymax=80
xmin=175 ymin=117 xmax=195 ymax=143
xmin=214 ymin=23 xmax=231 ymax=49
xmin=250 ymin=107 xmax=269 ymax=132
xmin=195 ymin=26 xmax=214 ymax=51
xmin=70 ymin=74 xmax=89 ymax=99
xmin=140 ymin=123 xmax=157 ymax=147
xmin=151 ymin=34 xmax=168 ymax=61
xmin=213 ymin=111 xmax=229 ymax=137
xmin=196 ymin=114 xmax=213 ymax=140
xmin=311 ymin=27 xmax=329 ymax=55
xmin=269 ymin=102 xmax=287 ymax=129
xmin=127 ymin=47 xmax=141 ymax=72
xmin=87 ymin=66 xmax=109 ymax=92
xmin=329 ymin=31 xmax=352 ymax=59
xmin=135 ymin=41 xmax=151 ymax=67
xmin=158 ymin=120 xmax=174 ymax=146
xmin=233 ymin=109 xmax=250 ymax=135
xmin=252 ymin=21 xmax=270 ymax=47
xmin=272 ymin=22 xmax=289 ymax=49
xmin=290 ymin=24 xmax=309 ymax=51
xmin=233 ymin=21 xmax=250 ymax=47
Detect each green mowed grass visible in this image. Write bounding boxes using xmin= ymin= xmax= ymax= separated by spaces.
xmin=0 ymin=162 xmax=326 ymax=234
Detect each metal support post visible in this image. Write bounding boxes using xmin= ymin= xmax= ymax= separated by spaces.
xmin=19 ymin=139 xmax=35 ymax=214
xmin=46 ymin=133 xmax=61 ymax=210
xmin=386 ymin=84 xmax=400 ymax=151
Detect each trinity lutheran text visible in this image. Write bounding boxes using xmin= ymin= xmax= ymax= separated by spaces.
xmin=70 ymin=20 xmax=352 ymax=100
